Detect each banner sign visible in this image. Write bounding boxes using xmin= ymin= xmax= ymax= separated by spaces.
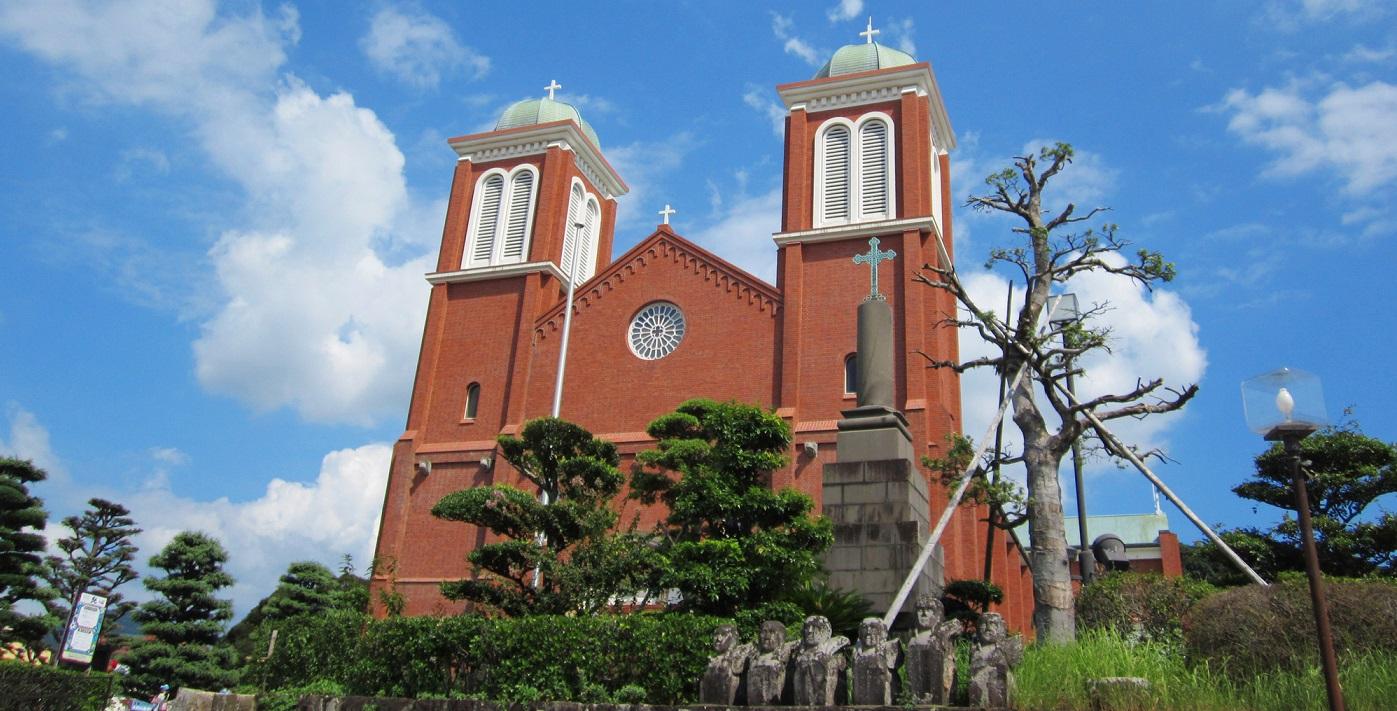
xmin=59 ymin=592 xmax=108 ymax=664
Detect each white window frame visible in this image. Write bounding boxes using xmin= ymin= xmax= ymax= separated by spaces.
xmin=813 ymin=112 xmax=897 ymax=227
xmin=462 ymin=164 xmax=540 ymax=269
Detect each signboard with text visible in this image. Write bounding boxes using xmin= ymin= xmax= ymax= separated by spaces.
xmin=59 ymin=592 xmax=108 ymax=665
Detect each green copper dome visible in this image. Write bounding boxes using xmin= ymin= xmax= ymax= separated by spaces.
xmin=496 ymin=97 xmax=601 ymax=148
xmin=814 ymin=42 xmax=916 ymax=79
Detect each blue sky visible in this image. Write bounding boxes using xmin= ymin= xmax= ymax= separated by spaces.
xmin=2 ymin=1 xmax=1395 ymax=616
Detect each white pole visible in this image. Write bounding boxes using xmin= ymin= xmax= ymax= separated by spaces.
xmin=535 ymin=221 xmax=584 ymax=589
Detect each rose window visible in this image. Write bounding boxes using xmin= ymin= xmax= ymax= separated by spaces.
xmin=628 ymin=302 xmax=686 ymax=360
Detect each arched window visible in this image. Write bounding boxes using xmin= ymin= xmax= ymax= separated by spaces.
xmin=561 ymin=179 xmax=600 ymax=284
xmin=464 ymin=382 xmax=480 ymax=419
xmin=814 ymin=114 xmax=895 ymax=226
xmin=844 ymin=354 xmax=858 ymax=396
xmin=463 ymin=166 xmax=538 ymax=269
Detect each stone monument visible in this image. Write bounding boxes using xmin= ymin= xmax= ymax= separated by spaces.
xmin=744 ymin=620 xmax=798 ymax=705
xmin=698 ymin=624 xmax=753 ymax=705
xmin=851 ymin=617 xmax=901 ymax=705
xmin=906 ymin=593 xmax=963 ymax=704
xmin=968 ymin=612 xmax=1023 ymax=709
xmin=792 ymin=615 xmax=849 ymax=706
xmin=822 ymin=237 xmax=943 ymax=627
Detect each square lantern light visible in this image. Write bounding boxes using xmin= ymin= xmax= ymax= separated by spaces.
xmin=1241 ymin=367 xmax=1328 ymax=441
xmin=1047 ymin=293 xmax=1079 ymax=326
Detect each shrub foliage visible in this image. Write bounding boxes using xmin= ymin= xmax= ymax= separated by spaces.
xmin=1183 ymin=575 xmax=1397 ymax=675
xmin=0 ymin=660 xmax=117 ymax=711
xmin=1076 ymin=572 xmax=1214 ymax=643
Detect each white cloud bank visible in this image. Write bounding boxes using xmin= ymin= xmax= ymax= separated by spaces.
xmin=361 ymin=6 xmax=489 ymax=89
xmin=0 ymin=0 xmax=454 ymax=425
xmin=1 ymin=405 xmax=387 ymax=615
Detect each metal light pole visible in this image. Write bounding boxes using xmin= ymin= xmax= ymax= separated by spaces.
xmin=1049 ymin=293 xmax=1095 ymax=586
xmin=1243 ymin=367 xmax=1344 ymax=711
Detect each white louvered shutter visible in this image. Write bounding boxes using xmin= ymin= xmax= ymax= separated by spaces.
xmin=579 ymin=200 xmax=600 ymax=282
xmin=860 ymin=120 xmax=888 ymax=218
xmin=822 ymin=125 xmax=851 ymax=223
xmin=468 ymin=174 xmax=504 ymax=267
xmin=501 ymin=170 xmax=534 ymax=262
xmin=561 ymin=184 xmax=584 ymax=279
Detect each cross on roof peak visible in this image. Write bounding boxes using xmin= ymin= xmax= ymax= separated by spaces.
xmin=860 ymin=17 xmax=880 ymax=44
xmin=658 ymin=204 xmax=676 ymax=225
xmin=544 ymin=79 xmax=562 ymax=100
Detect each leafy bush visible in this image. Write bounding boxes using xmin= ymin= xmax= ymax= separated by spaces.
xmin=249 ymin=611 xmax=728 ymax=704
xmin=1077 ymin=572 xmax=1215 ymax=643
xmin=0 ymin=661 xmax=117 ymax=711
xmin=1184 ymin=575 xmax=1397 ymax=676
xmin=942 ymin=578 xmax=1005 ymax=629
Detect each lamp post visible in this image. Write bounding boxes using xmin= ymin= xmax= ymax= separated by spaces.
xmin=1242 ymin=367 xmax=1344 ymax=711
xmin=1049 ymin=293 xmax=1095 ymax=586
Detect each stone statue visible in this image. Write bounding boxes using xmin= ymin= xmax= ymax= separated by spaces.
xmin=851 ymin=617 xmax=901 ymax=705
xmin=968 ymin=612 xmax=1023 ymax=709
xmin=906 ymin=593 xmax=964 ymax=704
xmin=744 ymin=620 xmax=799 ymax=705
xmin=699 ymin=624 xmax=753 ymax=705
xmin=792 ymin=615 xmax=849 ymax=706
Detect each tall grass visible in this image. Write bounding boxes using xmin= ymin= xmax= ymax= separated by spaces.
xmin=1013 ymin=629 xmax=1397 ymax=710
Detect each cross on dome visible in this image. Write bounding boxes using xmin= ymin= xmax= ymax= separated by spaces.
xmin=852 ymin=237 xmax=896 ymax=301
xmin=658 ymin=204 xmax=676 ymax=225
xmin=544 ymin=79 xmax=562 ymax=100
xmin=860 ymin=17 xmax=880 ymax=44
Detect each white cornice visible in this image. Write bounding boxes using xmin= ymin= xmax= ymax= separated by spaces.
xmin=426 ymin=261 xmax=566 ymax=285
xmin=449 ymin=122 xmax=627 ymax=200
xmin=779 ymin=64 xmax=956 ymax=151
xmin=772 ymin=215 xmax=940 ymax=247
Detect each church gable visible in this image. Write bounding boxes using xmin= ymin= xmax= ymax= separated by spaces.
xmin=525 ymin=226 xmax=783 ymax=437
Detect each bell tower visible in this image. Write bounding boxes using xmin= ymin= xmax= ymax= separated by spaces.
xmin=370 ymin=83 xmax=627 ymax=615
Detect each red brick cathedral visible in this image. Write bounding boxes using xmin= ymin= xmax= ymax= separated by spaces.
xmin=370 ymin=36 xmax=1036 ymax=631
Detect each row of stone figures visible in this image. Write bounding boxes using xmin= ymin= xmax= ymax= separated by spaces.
xmin=700 ymin=595 xmax=1022 ymax=708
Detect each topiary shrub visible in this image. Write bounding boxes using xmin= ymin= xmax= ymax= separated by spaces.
xmin=1077 ymin=572 xmax=1214 ymax=644
xmin=0 ymin=660 xmax=117 ymax=711
xmin=1183 ymin=574 xmax=1397 ymax=676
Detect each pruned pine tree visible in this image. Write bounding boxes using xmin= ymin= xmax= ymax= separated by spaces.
xmin=918 ymin=143 xmax=1198 ymax=642
xmin=432 ymin=417 xmax=660 ymax=615
xmin=0 ymin=457 xmax=57 ymax=661
xmin=42 ymin=498 xmax=141 ymax=649
xmin=124 ymin=532 xmax=238 ymax=695
xmin=261 ymin=561 xmax=336 ymax=622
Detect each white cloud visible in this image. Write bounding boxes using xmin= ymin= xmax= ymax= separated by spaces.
xmin=771 ymin=12 xmax=824 ymax=67
xmin=690 ymin=186 xmax=782 ymax=282
xmin=1219 ymin=80 xmax=1397 ymax=195
xmin=884 ymin=17 xmax=917 ymax=56
xmin=1259 ymin=0 xmax=1387 ymax=30
xmin=115 ymin=146 xmax=170 ymax=181
xmin=1341 ymin=43 xmax=1396 ymax=63
xmin=4 ymin=405 xmax=388 ymax=617
xmin=743 ymin=85 xmax=787 ymax=137
xmin=360 ymin=6 xmax=488 ymax=89
xmin=827 ymin=0 xmax=863 ymax=23
xmin=605 ymin=133 xmax=700 ymax=237
xmin=2 ymin=1 xmax=440 ymax=426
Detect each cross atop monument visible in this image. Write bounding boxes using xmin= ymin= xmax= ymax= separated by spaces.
xmin=659 ymin=203 xmax=676 ymax=225
xmin=860 ymin=17 xmax=880 ymax=44
xmin=852 ymin=237 xmax=896 ymax=301
xmin=544 ymin=79 xmax=562 ymax=100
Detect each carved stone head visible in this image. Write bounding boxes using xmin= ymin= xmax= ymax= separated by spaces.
xmin=858 ymin=617 xmax=886 ymax=646
xmin=801 ymin=615 xmax=832 ymax=647
xmin=758 ymin=620 xmax=786 ymax=653
xmin=713 ymin=624 xmax=738 ymax=653
xmin=978 ymin=613 xmax=1006 ymax=645
xmin=915 ymin=593 xmax=944 ymax=631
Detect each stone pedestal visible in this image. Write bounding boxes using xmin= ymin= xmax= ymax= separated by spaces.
xmin=821 ymin=457 xmax=943 ymax=630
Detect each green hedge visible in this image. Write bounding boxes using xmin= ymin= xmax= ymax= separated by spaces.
xmin=245 ymin=611 xmax=728 ymax=704
xmin=1076 ymin=572 xmax=1215 ymax=644
xmin=0 ymin=661 xmax=118 ymax=711
xmin=1184 ymin=574 xmax=1397 ymax=676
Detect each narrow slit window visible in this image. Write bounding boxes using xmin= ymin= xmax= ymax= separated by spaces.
xmin=844 ymin=354 xmax=858 ymax=395
xmin=465 ymin=382 xmax=480 ymax=419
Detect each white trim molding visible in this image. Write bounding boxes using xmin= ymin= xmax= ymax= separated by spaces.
xmin=772 ymin=215 xmax=940 ymax=247
xmin=778 ymin=63 xmax=956 ymax=152
xmin=450 ymin=122 xmax=628 ymax=199
xmin=427 ymin=260 xmax=567 ymax=285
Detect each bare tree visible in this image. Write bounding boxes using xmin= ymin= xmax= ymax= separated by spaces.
xmin=917 ymin=143 xmax=1199 ymax=642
